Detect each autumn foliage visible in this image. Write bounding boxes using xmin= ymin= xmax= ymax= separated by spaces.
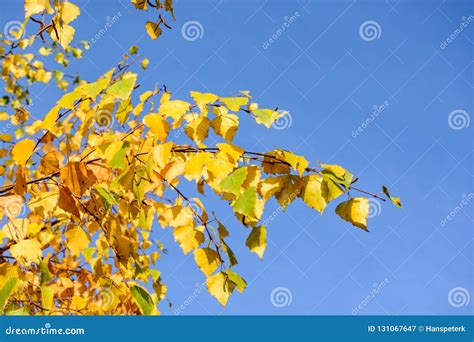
xmin=0 ymin=0 xmax=401 ymax=315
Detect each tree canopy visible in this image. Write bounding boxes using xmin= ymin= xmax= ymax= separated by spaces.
xmin=0 ymin=0 xmax=401 ymax=315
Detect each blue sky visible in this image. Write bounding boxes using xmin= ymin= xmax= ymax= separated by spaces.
xmin=2 ymin=0 xmax=473 ymax=315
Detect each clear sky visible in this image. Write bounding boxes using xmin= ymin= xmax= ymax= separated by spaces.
xmin=2 ymin=0 xmax=473 ymax=315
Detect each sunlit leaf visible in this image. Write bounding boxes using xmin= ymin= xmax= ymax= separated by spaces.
xmin=335 ymin=197 xmax=369 ymax=231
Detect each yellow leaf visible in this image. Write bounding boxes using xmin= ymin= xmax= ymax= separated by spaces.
xmin=335 ymin=197 xmax=369 ymax=231
xmin=38 ymin=47 xmax=51 ymax=56
xmin=143 ymin=114 xmax=170 ymax=142
xmin=153 ymin=142 xmax=173 ymax=169
xmin=206 ymin=272 xmax=234 ymax=306
xmin=60 ymin=162 xmax=96 ymax=196
xmin=11 ymin=139 xmax=35 ymax=166
xmin=0 ymin=134 xmax=12 ymax=142
xmin=282 ymin=151 xmax=308 ymax=176
xmin=211 ymin=114 xmax=238 ymax=143
xmin=273 ymin=175 xmax=301 ymax=210
xmin=258 ymin=177 xmax=285 ymax=201
xmin=216 ymin=143 xmax=244 ymax=164
xmin=141 ymin=57 xmax=149 ymax=70
xmin=131 ymin=0 xmax=147 ymax=9
xmin=39 ymin=151 xmax=60 ymax=175
xmin=185 ymin=116 xmax=210 ymax=146
xmin=88 ymin=161 xmax=112 ymax=182
xmin=173 ymin=224 xmax=204 ymax=255
xmin=41 ymin=104 xmax=60 ymax=131
xmin=25 ymin=0 xmax=53 ymax=17
xmin=65 ymin=226 xmax=90 ymax=256
xmin=382 ymin=186 xmax=402 ymax=208
xmin=50 ymin=24 xmax=75 ymax=49
xmin=252 ymin=108 xmax=278 ymax=128
xmin=10 ymin=239 xmax=42 ymax=264
xmin=184 ymin=152 xmax=213 ymax=181
xmin=159 ymin=100 xmax=190 ymax=121
xmin=58 ymin=1 xmax=80 ymax=24
xmin=194 ymin=248 xmax=220 ymax=276
xmin=300 ymin=175 xmax=344 ymax=214
xmin=204 ymin=156 xmax=235 ymax=189
xmin=145 ymin=21 xmax=162 ymax=40
xmin=160 ymin=92 xmax=171 ymax=104
xmin=245 ymin=225 xmax=266 ymax=259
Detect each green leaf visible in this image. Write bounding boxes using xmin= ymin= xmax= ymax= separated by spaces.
xmin=130 ymin=284 xmax=155 ymax=315
xmin=116 ymin=98 xmax=133 ymax=125
xmin=226 ymin=270 xmax=247 ymax=293
xmin=382 ymin=186 xmax=402 ymax=208
xmin=106 ymin=72 xmax=137 ymax=100
xmin=109 ymin=141 xmax=130 ymax=169
xmin=76 ymin=78 xmax=109 ymax=100
xmin=0 ymin=277 xmax=17 ymax=311
xmin=220 ymin=167 xmax=248 ymax=196
xmin=41 ymin=285 xmax=54 ymax=310
xmin=129 ymin=45 xmax=139 ymax=54
xmin=245 ymin=225 xmax=266 ymax=259
xmin=40 ymin=261 xmax=53 ymax=285
xmin=320 ymin=163 xmax=353 ymax=189
xmin=221 ymin=240 xmax=238 ymax=267
xmin=95 ymin=186 xmax=119 ymax=209
xmin=5 ymin=307 xmax=29 ymax=315
xmin=232 ymin=187 xmax=257 ymax=219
